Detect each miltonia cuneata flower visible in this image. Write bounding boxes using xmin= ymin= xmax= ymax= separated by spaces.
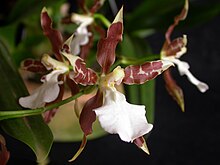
xmin=19 ymin=8 xmax=97 ymax=110
xmin=160 ymin=0 xmax=208 ymax=111
xmin=79 ymin=7 xmax=173 ymax=153
xmin=94 ymin=67 xmax=153 ymax=143
xmin=161 ymin=35 xmax=209 ymax=93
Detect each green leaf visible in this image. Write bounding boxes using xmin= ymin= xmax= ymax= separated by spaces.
xmin=0 ymin=39 xmax=53 ymax=163
xmin=125 ymin=0 xmax=220 ymax=33
xmin=0 ymin=24 xmax=17 ymax=52
xmin=125 ymin=0 xmax=183 ymax=32
xmin=7 ymin=0 xmax=65 ymax=24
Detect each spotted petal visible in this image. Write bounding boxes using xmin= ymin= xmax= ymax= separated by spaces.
xmin=94 ymin=88 xmax=153 ymax=142
xmin=123 ymin=60 xmax=173 ymax=85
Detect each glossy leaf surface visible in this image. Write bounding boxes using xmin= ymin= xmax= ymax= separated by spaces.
xmin=0 ymin=40 xmax=53 ymax=163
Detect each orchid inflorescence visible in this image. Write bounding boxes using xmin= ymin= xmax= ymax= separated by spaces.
xmin=0 ymin=0 xmax=209 ymax=163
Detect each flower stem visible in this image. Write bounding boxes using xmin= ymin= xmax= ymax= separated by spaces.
xmin=0 ymin=86 xmax=95 ymax=121
xmin=93 ymin=14 xmax=111 ymax=28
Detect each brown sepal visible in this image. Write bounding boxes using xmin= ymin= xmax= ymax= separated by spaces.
xmin=79 ymin=90 xmax=103 ymax=136
xmin=80 ymin=27 xmax=94 ymax=60
xmin=161 ymin=36 xmax=187 ymax=57
xmin=0 ymin=135 xmax=10 ymax=165
xmin=163 ymin=69 xmax=185 ymax=112
xmin=134 ymin=136 xmax=150 ymax=155
xmin=90 ymin=0 xmax=104 ymax=14
xmin=96 ymin=22 xmax=123 ymax=74
xmin=41 ymin=8 xmax=63 ymax=61
xmin=66 ymin=75 xmax=80 ymax=95
xmin=165 ymin=0 xmax=189 ymax=43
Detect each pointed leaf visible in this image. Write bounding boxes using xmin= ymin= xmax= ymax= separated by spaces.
xmin=7 ymin=0 xmax=65 ymax=24
xmin=96 ymin=8 xmax=123 ymax=74
xmin=123 ymin=60 xmax=173 ymax=85
xmin=79 ymin=90 xmax=103 ymax=135
xmin=163 ymin=69 xmax=185 ymax=112
xmin=0 ymin=39 xmax=53 ymax=163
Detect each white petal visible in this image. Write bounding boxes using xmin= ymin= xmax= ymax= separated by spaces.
xmin=70 ymin=29 xmax=91 ymax=55
xmin=19 ymin=70 xmax=65 ymax=109
xmin=70 ymin=14 xmax=93 ymax=55
xmin=71 ymin=13 xmax=93 ymax=27
xmin=171 ymin=58 xmax=209 ymax=92
xmin=94 ymin=88 xmax=153 ymax=142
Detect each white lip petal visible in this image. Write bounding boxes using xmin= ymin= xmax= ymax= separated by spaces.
xmin=94 ymin=88 xmax=153 ymax=142
xmin=19 ymin=70 xmax=65 ymax=109
xmin=167 ymin=58 xmax=209 ymax=92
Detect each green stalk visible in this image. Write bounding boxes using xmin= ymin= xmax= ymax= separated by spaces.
xmin=93 ymin=13 xmax=111 ymax=28
xmin=0 ymin=86 xmax=95 ymax=121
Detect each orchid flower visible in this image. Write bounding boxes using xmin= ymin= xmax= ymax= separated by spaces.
xmin=161 ymin=35 xmax=209 ymax=93
xmin=94 ymin=67 xmax=153 ymax=143
xmin=19 ymin=8 xmax=97 ymax=120
xmin=160 ymin=0 xmax=209 ymax=111
xmin=76 ymin=7 xmax=173 ymax=158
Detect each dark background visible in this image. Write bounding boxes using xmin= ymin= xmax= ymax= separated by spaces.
xmin=1 ymin=0 xmax=220 ymax=165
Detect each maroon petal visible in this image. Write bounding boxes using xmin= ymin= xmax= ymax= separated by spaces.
xmin=69 ymin=134 xmax=87 ymax=162
xmin=0 ymin=135 xmax=10 ymax=165
xmin=43 ymin=108 xmax=58 ymax=123
xmin=96 ymin=8 xmax=123 ymax=74
xmin=66 ymin=75 xmax=80 ymax=95
xmin=134 ymin=136 xmax=150 ymax=155
xmin=79 ymin=90 xmax=103 ymax=136
xmin=80 ymin=27 xmax=94 ymax=60
xmin=123 ymin=60 xmax=173 ymax=85
xmin=163 ymin=69 xmax=185 ymax=112
xmin=41 ymin=8 xmax=63 ymax=61
xmin=161 ymin=36 xmax=187 ymax=57
xmin=21 ymin=58 xmax=47 ymax=73
xmin=165 ymin=0 xmax=189 ymax=43
xmin=90 ymin=0 xmax=104 ymax=14
xmin=77 ymin=0 xmax=87 ymax=13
